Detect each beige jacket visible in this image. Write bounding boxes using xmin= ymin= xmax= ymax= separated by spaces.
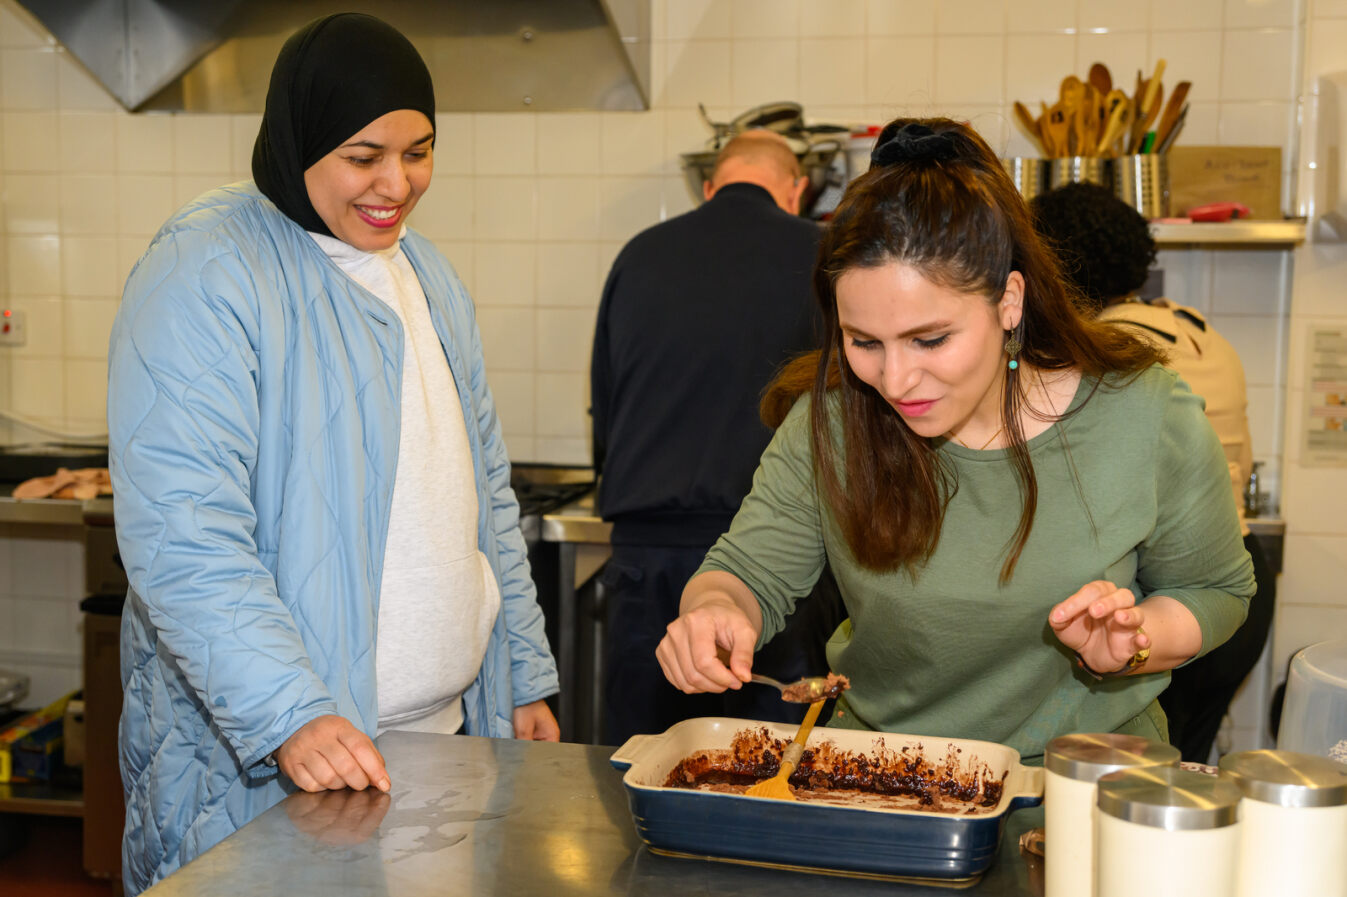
xmin=1101 ymin=298 xmax=1254 ymax=534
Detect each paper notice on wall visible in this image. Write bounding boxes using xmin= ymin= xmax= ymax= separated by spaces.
xmin=1303 ymin=326 xmax=1347 ymax=466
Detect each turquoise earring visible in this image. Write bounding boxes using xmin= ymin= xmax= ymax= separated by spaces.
xmin=1004 ymin=334 xmax=1022 ymax=370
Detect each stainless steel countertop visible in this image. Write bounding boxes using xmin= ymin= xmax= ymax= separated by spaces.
xmin=541 ymin=491 xmax=612 ymax=544
xmin=0 ymin=491 xmax=112 ymax=526
xmin=143 ymin=730 xmax=1044 ymax=897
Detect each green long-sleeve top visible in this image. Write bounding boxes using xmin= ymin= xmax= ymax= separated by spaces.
xmin=698 ymin=365 xmax=1255 ymax=763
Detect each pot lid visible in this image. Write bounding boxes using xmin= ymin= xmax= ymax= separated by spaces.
xmin=1219 ymin=750 xmax=1347 ymax=808
xmin=1045 ymin=733 xmax=1180 ymax=782
xmin=1097 ymin=766 xmax=1241 ymax=830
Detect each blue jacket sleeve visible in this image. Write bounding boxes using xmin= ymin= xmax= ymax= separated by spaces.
xmin=462 ymin=299 xmax=561 ymax=708
xmin=108 ymin=232 xmax=338 ymax=777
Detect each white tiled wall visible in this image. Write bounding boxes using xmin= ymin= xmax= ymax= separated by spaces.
xmin=0 ymin=0 xmax=1304 ymax=464
xmin=0 ymin=523 xmax=83 ymax=705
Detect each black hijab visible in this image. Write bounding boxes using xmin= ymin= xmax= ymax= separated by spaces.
xmin=252 ymin=13 xmax=436 ymax=236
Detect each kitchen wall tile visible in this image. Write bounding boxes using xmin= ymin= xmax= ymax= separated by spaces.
xmin=601 ymin=112 xmax=666 ymax=175
xmin=59 ymin=173 xmax=116 ymax=234
xmin=0 ymin=597 xmax=11 ymax=649
xmin=935 ymin=36 xmax=1004 ymax=104
xmin=55 ymin=53 xmax=116 ymax=111
xmin=1149 ymin=31 xmax=1222 ymax=98
xmin=1272 ymin=601 xmax=1347 ymax=688
xmin=1002 ymin=111 xmax=1041 ymax=158
xmin=1171 ymin=100 xmax=1221 ymax=146
xmin=473 ymin=243 xmax=536 ymax=308
xmin=58 ymin=111 xmax=115 ymax=172
xmin=230 ymin=114 xmax=261 ymax=177
xmin=9 ymin=356 xmax=62 ymax=419
xmin=598 ymin=242 xmax=623 ymax=283
xmin=1006 ymin=0 xmax=1076 ymax=34
xmin=435 ymin=242 xmax=474 ymax=294
xmin=1075 ymin=32 xmax=1149 ymax=89
xmin=432 ymin=113 xmax=473 ymax=176
xmin=799 ymin=38 xmax=866 ymax=108
xmin=866 ymin=37 xmax=937 ymax=107
xmin=1006 ymin=34 xmax=1078 ymax=110
xmin=800 ymin=0 xmax=867 ymax=36
xmin=474 ymin=177 xmax=538 ymax=241
xmin=534 ymin=372 xmax=588 ymax=437
xmin=807 ymin=105 xmax=868 ymax=124
xmin=938 ymin=106 xmax=1009 ymax=149
xmin=1307 ymin=18 xmax=1347 ymax=78
xmin=116 ymin=113 xmax=174 ymax=174
xmin=1152 ymin=0 xmax=1224 ymax=31
xmin=1210 ymin=250 xmax=1290 ymax=315
xmin=476 ymin=306 xmax=536 ymax=371
xmin=598 ymin=176 xmax=663 ymax=242
xmin=1218 ymin=101 xmax=1293 ymax=155
xmin=1244 ymin=385 xmax=1279 ymax=460
xmin=9 ymin=296 xmax=61 ymax=357
xmin=117 ymin=236 xmax=149 ymax=286
xmin=1220 ymin=30 xmax=1294 ymax=102
xmin=2 ymin=46 xmax=57 ymax=110
xmin=936 ymin=0 xmax=1006 ymax=35
xmin=0 ymin=655 xmax=80 ymax=707
xmin=413 ymin=175 xmax=474 ymax=241
xmin=63 ymin=296 xmax=117 ymax=358
xmin=473 ymin=114 xmax=537 ymax=176
xmin=172 ymin=174 xmax=229 ymax=209
xmin=4 ymin=111 xmax=57 ymax=170
xmin=667 ymin=0 xmax=733 ymax=41
xmin=172 ymin=115 xmax=232 ymax=174
xmin=1079 ymin=0 xmax=1150 ymax=32
xmin=731 ymin=0 xmax=800 ymax=38
xmin=664 ymin=40 xmax=733 ymax=109
xmin=3 ymin=171 xmax=58 ymax=233
xmin=12 ymin=597 xmax=76 ymax=651
xmin=1281 ymin=462 xmax=1347 ymax=534
xmin=537 ymin=177 xmax=602 ymax=241
xmin=1224 ymin=0 xmax=1295 ymax=29
xmin=663 ymin=174 xmax=699 ymax=221
xmin=64 ymin=357 xmax=106 ymax=423
xmin=666 ymin=106 xmax=712 ymax=166
xmin=537 ymin=308 xmax=598 ymax=372
xmin=866 ymin=0 xmax=937 ymax=35
xmin=0 ymin=2 xmax=51 ymax=48
xmin=651 ymin=39 xmax=671 ymax=108
xmin=60 ymin=237 xmax=118 ymax=299
xmin=1210 ymin=314 xmax=1281 ymax=387
xmin=537 ymin=242 xmax=602 ymax=308
xmin=537 ymin=113 xmax=603 ymax=175
xmin=7 ymin=234 xmax=60 ymax=294
xmin=534 ymin=437 xmax=591 ymax=466
xmin=1281 ymin=536 xmax=1347 ymax=608
xmin=1315 ymin=0 xmax=1347 ymax=16
xmin=731 ymin=39 xmax=800 ymax=109
xmin=115 ymin=175 xmax=175 ymax=236
xmin=485 ymin=370 xmax=533 ymax=437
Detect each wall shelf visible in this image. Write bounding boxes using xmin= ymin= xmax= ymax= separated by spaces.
xmin=0 ymin=781 xmax=84 ymax=817
xmin=1151 ymin=220 xmax=1306 ymax=247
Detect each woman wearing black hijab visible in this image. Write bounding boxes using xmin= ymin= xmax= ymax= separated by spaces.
xmin=108 ymin=15 xmax=559 ymax=892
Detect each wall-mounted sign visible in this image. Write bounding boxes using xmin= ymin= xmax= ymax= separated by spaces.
xmin=1303 ymin=326 xmax=1347 ymax=466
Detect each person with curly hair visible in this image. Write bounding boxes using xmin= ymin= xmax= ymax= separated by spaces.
xmin=1031 ymin=181 xmax=1275 ymax=763
xmin=651 ymin=118 xmax=1254 ymax=764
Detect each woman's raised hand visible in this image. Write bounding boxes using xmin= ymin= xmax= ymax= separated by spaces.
xmin=1048 ymin=580 xmax=1150 ymax=675
xmin=656 ymin=593 xmax=759 ymax=694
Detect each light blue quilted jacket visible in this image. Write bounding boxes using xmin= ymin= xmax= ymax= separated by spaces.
xmin=107 ymin=182 xmax=559 ymax=894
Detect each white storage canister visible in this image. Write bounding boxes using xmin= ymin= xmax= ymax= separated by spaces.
xmin=1044 ymin=734 xmax=1179 ymax=897
xmin=1095 ymin=766 xmax=1242 ymax=897
xmin=1218 ymin=749 xmax=1347 ymax=897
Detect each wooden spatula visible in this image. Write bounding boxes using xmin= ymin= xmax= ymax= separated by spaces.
xmin=1013 ymin=100 xmax=1043 ymax=154
xmin=1153 ymin=80 xmax=1190 ymax=151
xmin=744 ymin=699 xmax=825 ymax=800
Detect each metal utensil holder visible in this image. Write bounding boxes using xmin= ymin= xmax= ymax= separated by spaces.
xmin=1114 ymin=154 xmax=1170 ymax=219
xmin=1049 ymin=156 xmax=1111 ymax=189
xmin=1002 ymin=157 xmax=1049 ymax=201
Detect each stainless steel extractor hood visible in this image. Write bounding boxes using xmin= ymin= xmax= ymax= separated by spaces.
xmin=16 ymin=0 xmax=650 ymax=113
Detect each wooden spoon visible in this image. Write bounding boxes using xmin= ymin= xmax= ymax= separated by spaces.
xmin=1042 ymin=102 xmax=1070 ymax=158
xmin=1013 ymin=100 xmax=1044 ymax=154
xmin=1128 ymin=59 xmax=1167 ymax=152
xmin=743 ymin=699 xmax=826 ymax=801
xmin=1096 ymin=90 xmax=1132 ymax=156
xmin=1152 ymin=80 xmax=1190 ymax=152
xmin=1089 ymin=62 xmax=1113 ymax=97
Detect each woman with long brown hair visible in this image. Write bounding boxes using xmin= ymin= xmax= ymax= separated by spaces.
xmin=655 ymin=118 xmax=1254 ymax=761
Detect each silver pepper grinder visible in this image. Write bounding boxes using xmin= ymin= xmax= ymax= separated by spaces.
xmin=1245 ymin=461 xmax=1263 ymax=518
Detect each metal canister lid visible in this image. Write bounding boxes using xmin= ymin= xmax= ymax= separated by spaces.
xmin=1219 ymin=750 xmax=1347 ymax=808
xmin=1045 ymin=733 xmax=1180 ymax=782
xmin=1097 ymin=766 xmax=1242 ymax=831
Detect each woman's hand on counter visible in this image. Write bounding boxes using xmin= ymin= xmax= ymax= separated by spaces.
xmin=513 ymin=699 xmax=560 ymax=741
xmin=657 ymin=571 xmax=763 ymax=694
xmin=276 ymin=714 xmax=391 ymax=793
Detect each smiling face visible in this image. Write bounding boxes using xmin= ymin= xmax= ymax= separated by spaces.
xmin=836 ymin=262 xmax=1024 ymax=441
xmin=303 ymin=109 xmax=434 ymax=251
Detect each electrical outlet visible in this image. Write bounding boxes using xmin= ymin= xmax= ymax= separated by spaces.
xmin=0 ymin=309 xmax=27 ymax=346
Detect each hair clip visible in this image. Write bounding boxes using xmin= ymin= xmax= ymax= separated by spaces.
xmin=870 ymin=123 xmax=960 ymax=167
